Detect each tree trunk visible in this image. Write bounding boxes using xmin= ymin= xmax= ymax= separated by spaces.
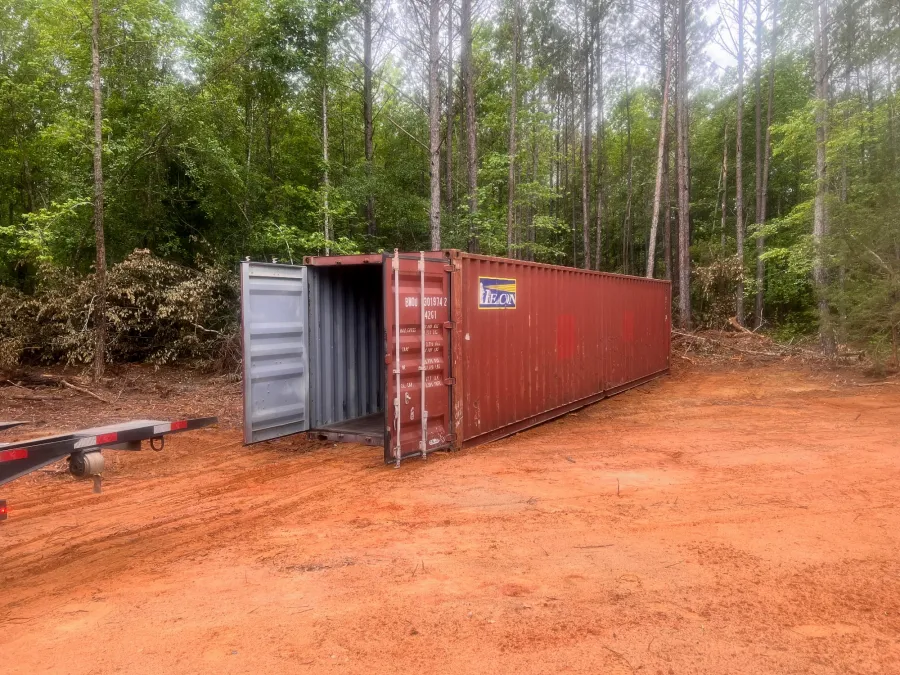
xmin=647 ymin=35 xmax=674 ymax=278
xmin=672 ymin=82 xmax=680 ymax=294
xmin=340 ymin=98 xmax=347 ymax=167
xmin=529 ymin=88 xmax=538 ymax=261
xmin=507 ymin=0 xmax=519 ymax=258
xmin=660 ymin=0 xmax=672 ymax=281
xmin=720 ymin=120 xmax=728 ymax=250
xmin=676 ymin=0 xmax=691 ymax=329
xmin=753 ymin=0 xmax=763 ymax=229
xmin=429 ymin=0 xmax=442 ymax=250
xmin=244 ymin=97 xmax=254 ymax=226
xmin=445 ymin=0 xmax=454 ymax=213
xmin=323 ymin=77 xmax=331 ymax=254
xmin=570 ymin=94 xmax=577 ymax=264
xmin=595 ymin=27 xmax=605 ymax=271
xmin=888 ymin=54 xmax=896 ymax=173
xmin=91 ymin=0 xmax=106 ymax=384
xmin=755 ymin=0 xmax=778 ymax=327
xmin=563 ymin=93 xmax=570 ymax=259
xmin=623 ymin=57 xmax=633 ymax=275
xmin=461 ymin=0 xmax=478 ymax=251
xmin=580 ymin=0 xmax=593 ymax=270
xmin=265 ymin=109 xmax=274 ymax=180
xmin=554 ymin=89 xmax=561 ymax=220
xmin=363 ymin=0 xmax=376 ymax=237
xmin=812 ymin=0 xmax=834 ymax=353
xmin=734 ymin=0 xmax=745 ymax=325
xmin=663 ymin=127 xmax=672 ymax=280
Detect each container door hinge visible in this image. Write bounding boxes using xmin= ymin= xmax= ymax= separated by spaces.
xmin=444 ymin=377 xmax=456 ymax=386
xmin=443 ymin=265 xmax=454 ymax=273
xmin=443 ymin=321 xmax=455 ymax=330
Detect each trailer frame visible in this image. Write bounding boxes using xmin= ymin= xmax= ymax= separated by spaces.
xmin=0 ymin=417 xmax=217 ymax=519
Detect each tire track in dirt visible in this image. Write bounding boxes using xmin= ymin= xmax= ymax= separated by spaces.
xmin=0 ymin=438 xmax=415 ymax=612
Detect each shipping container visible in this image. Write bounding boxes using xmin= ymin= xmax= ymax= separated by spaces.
xmin=240 ymin=250 xmax=670 ymax=464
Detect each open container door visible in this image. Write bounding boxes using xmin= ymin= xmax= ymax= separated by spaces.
xmin=384 ymin=251 xmax=453 ymax=465
xmin=241 ymin=262 xmax=310 ymax=444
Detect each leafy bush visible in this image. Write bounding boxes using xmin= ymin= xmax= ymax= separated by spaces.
xmin=0 ymin=250 xmax=239 ymax=370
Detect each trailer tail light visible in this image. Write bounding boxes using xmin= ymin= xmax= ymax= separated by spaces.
xmin=0 ymin=448 xmax=28 ymax=463
xmin=74 ymin=432 xmax=119 ymax=450
xmin=0 ymin=500 xmax=7 ymax=521
xmin=171 ymin=420 xmax=188 ymax=431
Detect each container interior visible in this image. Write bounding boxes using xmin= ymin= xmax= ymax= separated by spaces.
xmin=307 ymin=264 xmax=385 ymax=440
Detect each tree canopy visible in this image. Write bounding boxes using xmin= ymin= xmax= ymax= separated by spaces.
xmin=1 ymin=0 xmax=898 ymax=364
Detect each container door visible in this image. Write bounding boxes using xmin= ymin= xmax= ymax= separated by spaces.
xmin=384 ymin=252 xmax=452 ymax=464
xmin=241 ymin=262 xmax=310 ymax=444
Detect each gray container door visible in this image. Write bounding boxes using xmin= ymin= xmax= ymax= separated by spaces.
xmin=241 ymin=262 xmax=310 ymax=444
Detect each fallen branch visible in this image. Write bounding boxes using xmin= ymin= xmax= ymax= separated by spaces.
xmin=673 ymin=329 xmax=803 ymax=359
xmin=192 ymin=323 xmax=223 ymax=336
xmin=60 ymin=379 xmax=111 ymax=404
xmin=729 ymin=347 xmax=786 ymax=358
xmin=5 ymin=380 xmax=32 ymax=392
xmin=6 ymin=393 xmax=64 ymax=401
xmin=672 ymin=329 xmax=712 ymax=341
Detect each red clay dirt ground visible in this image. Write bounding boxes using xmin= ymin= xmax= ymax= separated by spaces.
xmin=1 ymin=362 xmax=899 ymax=674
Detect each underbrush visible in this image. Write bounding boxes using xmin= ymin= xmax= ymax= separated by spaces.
xmin=0 ymin=250 xmax=239 ymax=372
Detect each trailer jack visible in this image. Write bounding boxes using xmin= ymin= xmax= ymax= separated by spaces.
xmin=69 ymin=451 xmax=105 ymax=493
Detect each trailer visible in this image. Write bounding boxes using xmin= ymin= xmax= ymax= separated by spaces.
xmin=241 ymin=249 xmax=670 ymax=466
xmin=0 ymin=417 xmax=217 ymax=520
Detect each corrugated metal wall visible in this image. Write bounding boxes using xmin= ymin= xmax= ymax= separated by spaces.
xmin=451 ymin=252 xmax=670 ymax=448
xmin=602 ymin=274 xmax=671 ymax=393
xmin=308 ymin=265 xmax=384 ymax=428
xmin=240 ymin=263 xmax=309 ymax=444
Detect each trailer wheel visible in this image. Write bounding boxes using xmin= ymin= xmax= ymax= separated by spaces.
xmin=69 ymin=451 xmax=105 ymax=478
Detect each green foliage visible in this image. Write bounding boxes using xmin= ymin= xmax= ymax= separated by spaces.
xmin=830 ymin=184 xmax=900 ymax=364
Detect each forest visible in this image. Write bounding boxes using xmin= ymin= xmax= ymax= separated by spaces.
xmin=0 ymin=0 xmax=898 ymax=373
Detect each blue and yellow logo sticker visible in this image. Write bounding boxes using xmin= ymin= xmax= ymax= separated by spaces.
xmin=478 ymin=277 xmax=517 ymax=309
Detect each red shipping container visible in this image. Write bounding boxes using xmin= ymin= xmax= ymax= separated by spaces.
xmin=449 ymin=251 xmax=670 ymax=450
xmin=240 ymin=250 xmax=670 ymax=464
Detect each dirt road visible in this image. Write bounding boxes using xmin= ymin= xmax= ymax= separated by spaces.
xmin=2 ymin=363 xmax=899 ymax=674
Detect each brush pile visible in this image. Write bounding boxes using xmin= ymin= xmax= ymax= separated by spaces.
xmin=672 ymin=319 xmax=867 ymax=367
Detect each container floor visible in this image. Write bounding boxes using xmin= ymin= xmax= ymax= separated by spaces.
xmin=314 ymin=412 xmax=384 ymax=446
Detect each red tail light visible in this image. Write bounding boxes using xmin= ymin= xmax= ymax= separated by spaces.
xmin=0 ymin=500 xmax=8 ymax=521
xmin=0 ymin=448 xmax=28 ymax=463
xmin=95 ymin=433 xmax=118 ymax=445
xmin=171 ymin=420 xmax=188 ymax=431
